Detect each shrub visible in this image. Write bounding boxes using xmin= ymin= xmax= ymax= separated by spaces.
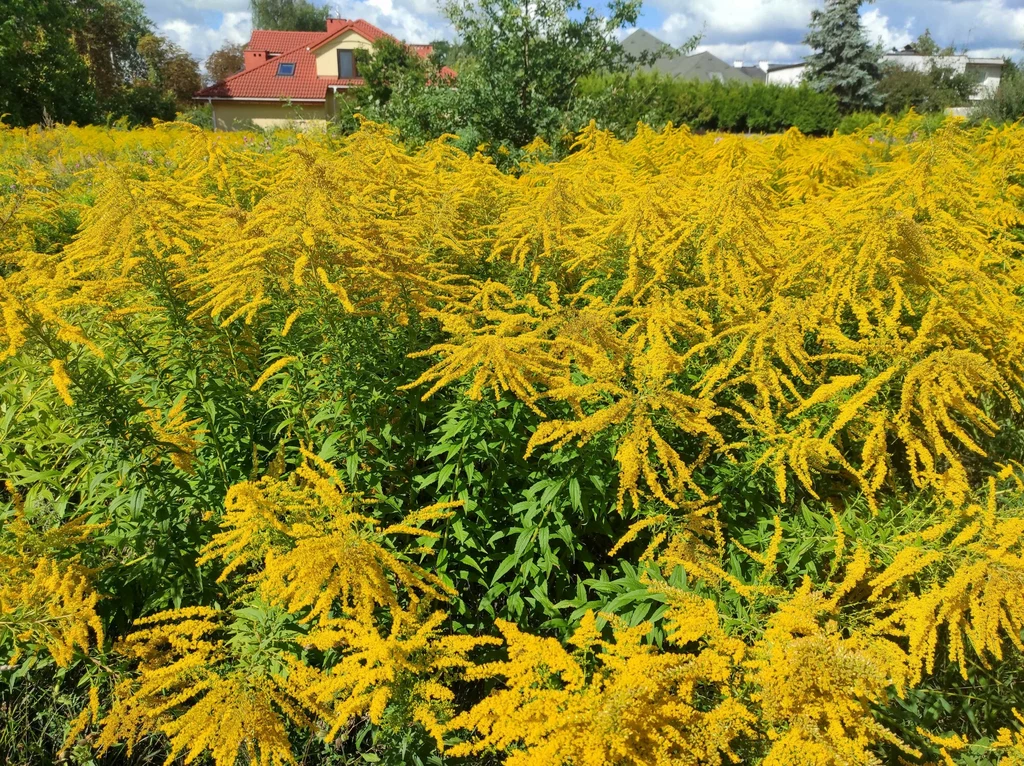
xmin=877 ymin=61 xmax=978 ymax=113
xmin=972 ymin=62 xmax=1024 ymax=124
xmin=176 ymin=103 xmax=213 ymax=129
xmin=573 ymin=72 xmax=841 ymax=137
xmin=100 ymin=84 xmax=178 ymax=126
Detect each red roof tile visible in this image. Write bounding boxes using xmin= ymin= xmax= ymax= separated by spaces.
xmin=337 ymin=19 xmax=393 ymax=45
xmin=195 ymin=19 xmax=443 ymax=102
xmin=248 ymin=30 xmax=328 ymax=54
xmin=196 ymin=45 xmax=338 ymax=101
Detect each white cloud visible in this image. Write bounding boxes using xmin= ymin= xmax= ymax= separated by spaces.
xmin=971 ymin=46 xmax=1023 ymax=59
xmin=652 ymin=0 xmax=817 ymax=43
xmin=148 ymin=0 xmax=249 ymax=13
xmin=861 ymin=7 xmax=914 ymax=51
xmin=330 ymin=0 xmax=451 ymax=42
xmin=647 ymin=0 xmax=1024 ymax=68
xmin=159 ymin=11 xmax=251 ymax=63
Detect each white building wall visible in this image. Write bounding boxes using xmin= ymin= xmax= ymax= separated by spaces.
xmin=881 ymin=54 xmax=1004 ymax=101
xmin=766 ymin=65 xmax=806 ymax=86
xmin=763 ymin=56 xmax=1003 ymax=102
xmin=881 ymin=54 xmax=969 ymax=74
xmin=969 ymin=62 xmax=1003 ymax=100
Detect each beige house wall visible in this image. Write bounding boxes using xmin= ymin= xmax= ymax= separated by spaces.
xmin=314 ymin=30 xmax=373 ymax=77
xmin=212 ymin=100 xmax=327 ymax=131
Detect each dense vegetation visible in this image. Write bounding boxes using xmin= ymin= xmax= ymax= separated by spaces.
xmin=0 ymin=0 xmax=202 ymax=128
xmin=573 ymin=74 xmax=842 ymax=137
xmin=3 ymin=114 xmax=1024 ymax=765
xmin=346 ymin=49 xmax=844 ymax=150
xmin=5 ymin=0 xmax=1020 ymax=147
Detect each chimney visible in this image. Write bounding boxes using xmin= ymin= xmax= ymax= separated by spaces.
xmin=758 ymin=60 xmax=770 ymax=73
xmin=734 ymin=60 xmax=744 ymax=68
xmin=244 ymin=49 xmax=267 ymax=69
xmin=326 ymin=18 xmax=347 ymax=33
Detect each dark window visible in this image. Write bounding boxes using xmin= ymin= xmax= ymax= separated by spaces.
xmin=338 ymin=49 xmax=357 ymax=79
xmin=276 ymin=62 xmax=295 ymax=76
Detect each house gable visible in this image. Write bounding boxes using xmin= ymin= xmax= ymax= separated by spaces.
xmin=313 ymin=29 xmax=376 ymax=77
xmin=193 ymin=17 xmax=448 ymax=131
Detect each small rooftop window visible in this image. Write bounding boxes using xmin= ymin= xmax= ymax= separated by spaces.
xmin=276 ymin=62 xmax=296 ymax=76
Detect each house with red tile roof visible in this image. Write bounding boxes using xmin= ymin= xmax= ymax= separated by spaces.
xmin=195 ymin=19 xmax=442 ymax=131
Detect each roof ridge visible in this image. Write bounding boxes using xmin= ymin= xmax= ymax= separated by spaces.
xmin=353 ymin=19 xmax=391 ymax=39
xmin=309 ymin=18 xmax=394 ymax=52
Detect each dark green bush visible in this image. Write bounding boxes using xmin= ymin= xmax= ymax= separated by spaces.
xmin=571 ymin=72 xmax=841 ymax=138
xmin=876 ymin=61 xmax=978 ymax=114
xmin=176 ymin=103 xmax=213 ymax=130
xmin=101 ymin=84 xmax=178 ymax=127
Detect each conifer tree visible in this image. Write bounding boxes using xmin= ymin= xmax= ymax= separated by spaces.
xmin=803 ymin=0 xmax=882 ymax=112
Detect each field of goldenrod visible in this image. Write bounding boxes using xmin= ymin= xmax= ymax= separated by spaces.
xmin=3 ymin=115 xmax=1024 ymax=766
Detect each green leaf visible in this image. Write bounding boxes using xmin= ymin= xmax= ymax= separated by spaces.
xmin=568 ymin=477 xmax=582 ymax=511
xmin=492 ymin=555 xmax=519 ymax=585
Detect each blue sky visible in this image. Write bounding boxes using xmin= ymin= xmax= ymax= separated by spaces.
xmin=145 ymin=0 xmax=1024 ymax=70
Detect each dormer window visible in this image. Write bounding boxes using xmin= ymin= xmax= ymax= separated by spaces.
xmin=338 ymin=49 xmax=358 ymax=79
xmin=276 ymin=62 xmax=295 ymax=76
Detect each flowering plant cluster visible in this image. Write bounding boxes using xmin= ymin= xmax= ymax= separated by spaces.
xmin=2 ymin=114 xmax=1024 ymax=765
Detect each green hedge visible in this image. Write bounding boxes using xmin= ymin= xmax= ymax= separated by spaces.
xmin=573 ymin=71 xmax=841 ymax=137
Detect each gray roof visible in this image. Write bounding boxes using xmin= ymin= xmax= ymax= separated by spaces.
xmin=621 ymin=29 xmax=754 ymax=84
xmin=739 ymin=66 xmax=767 ymax=83
xmin=621 ymin=28 xmax=673 ymax=61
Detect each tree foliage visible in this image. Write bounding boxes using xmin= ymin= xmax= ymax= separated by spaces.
xmin=249 ymin=0 xmax=330 ymax=32
xmin=574 ymin=71 xmax=841 ymax=137
xmin=205 ymin=42 xmax=246 ymax=84
xmin=0 ymin=0 xmax=99 ymax=126
xmin=137 ymin=34 xmax=202 ymax=107
xmin=878 ymin=62 xmax=978 ymax=113
xmin=0 ymin=0 xmax=196 ymax=127
xmin=353 ymin=37 xmax=428 ymax=108
xmin=910 ymin=28 xmax=953 ymax=57
xmin=803 ymin=0 xmax=882 ymax=112
xmin=72 ymin=0 xmax=151 ymax=100
xmin=972 ymin=60 xmax=1024 ymax=123
xmin=442 ymin=0 xmax=645 ymax=145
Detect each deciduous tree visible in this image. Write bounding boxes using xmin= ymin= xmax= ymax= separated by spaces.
xmin=137 ymin=34 xmax=202 ymax=107
xmin=249 ymin=0 xmax=329 ymax=32
xmin=73 ymin=0 xmax=151 ymax=100
xmin=442 ymin=0 xmax=648 ymax=146
xmin=0 ymin=0 xmax=98 ymax=125
xmin=205 ymin=42 xmax=245 ymax=84
xmin=354 ymin=37 xmax=428 ymax=107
